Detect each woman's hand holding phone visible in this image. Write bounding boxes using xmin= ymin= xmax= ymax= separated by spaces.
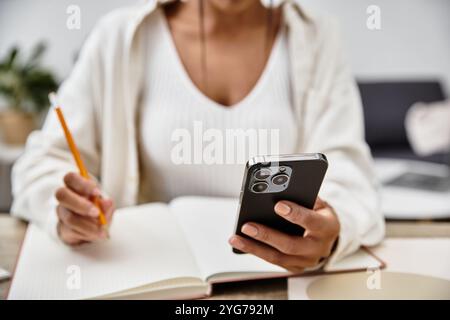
xmin=229 ymin=198 xmax=340 ymax=273
xmin=55 ymin=172 xmax=115 ymax=246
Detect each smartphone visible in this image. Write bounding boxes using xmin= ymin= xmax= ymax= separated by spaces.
xmin=232 ymin=153 xmax=328 ymax=254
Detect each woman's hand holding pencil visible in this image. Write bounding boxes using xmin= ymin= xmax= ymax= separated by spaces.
xmin=49 ymin=92 xmax=115 ymax=246
xmin=55 ymin=172 xmax=115 ymax=245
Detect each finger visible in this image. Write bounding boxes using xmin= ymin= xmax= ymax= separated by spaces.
xmin=64 ymin=172 xmax=101 ymax=198
xmin=274 ymin=200 xmax=325 ymax=233
xmin=57 ymin=222 xmax=86 ymax=246
xmin=319 ymin=237 xmax=336 ymax=258
xmin=55 ymin=187 xmax=100 ymax=218
xmin=57 ymin=205 xmax=103 ymax=238
xmin=99 ymin=198 xmax=115 ymax=223
xmin=317 ymin=206 xmax=341 ymax=237
xmin=241 ymin=222 xmax=320 ymax=256
xmin=57 ymin=205 xmax=107 ymax=240
xmin=229 ymin=235 xmax=320 ymax=270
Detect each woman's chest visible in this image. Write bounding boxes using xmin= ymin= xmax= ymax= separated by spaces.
xmin=139 ymin=87 xmax=298 ymax=166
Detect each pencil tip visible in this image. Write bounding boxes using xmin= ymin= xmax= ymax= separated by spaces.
xmin=102 ymin=225 xmax=110 ymax=239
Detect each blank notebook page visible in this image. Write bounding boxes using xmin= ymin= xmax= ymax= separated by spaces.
xmin=171 ymin=197 xmax=286 ymax=278
xmin=8 ymin=203 xmax=201 ymax=300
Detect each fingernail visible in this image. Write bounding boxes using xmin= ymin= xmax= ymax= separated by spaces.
xmin=242 ymin=224 xmax=258 ymax=237
xmin=229 ymin=236 xmax=244 ymax=249
xmin=275 ymin=202 xmax=291 ymax=216
xmin=92 ymin=188 xmax=102 ymax=197
xmin=88 ymin=207 xmax=100 ymax=217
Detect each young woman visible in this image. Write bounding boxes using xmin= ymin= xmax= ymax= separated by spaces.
xmin=11 ymin=0 xmax=384 ymax=272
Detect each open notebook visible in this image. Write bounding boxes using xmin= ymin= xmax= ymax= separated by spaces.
xmin=8 ymin=197 xmax=384 ymax=299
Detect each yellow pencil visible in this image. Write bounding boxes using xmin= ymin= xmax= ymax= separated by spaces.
xmin=49 ymin=93 xmax=108 ymax=228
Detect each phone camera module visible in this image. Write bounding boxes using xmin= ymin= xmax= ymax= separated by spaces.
xmin=271 ymin=173 xmax=289 ymax=186
xmin=251 ymin=181 xmax=269 ymax=193
xmin=254 ymin=168 xmax=271 ymax=180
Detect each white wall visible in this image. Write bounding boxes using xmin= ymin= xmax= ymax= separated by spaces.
xmin=0 ymin=0 xmax=132 ymax=80
xmin=0 ymin=0 xmax=449 ymax=95
xmin=299 ymin=0 xmax=450 ymax=95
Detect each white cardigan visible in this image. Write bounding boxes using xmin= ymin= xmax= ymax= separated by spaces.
xmin=11 ymin=0 xmax=384 ymax=267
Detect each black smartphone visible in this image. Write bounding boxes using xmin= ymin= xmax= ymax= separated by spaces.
xmin=233 ymin=153 xmax=328 ymax=254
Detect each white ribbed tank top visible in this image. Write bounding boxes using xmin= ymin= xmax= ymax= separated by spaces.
xmin=139 ymin=9 xmax=297 ymax=202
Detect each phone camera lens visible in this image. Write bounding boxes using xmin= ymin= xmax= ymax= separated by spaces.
xmin=254 ymin=168 xmax=271 ymax=180
xmin=271 ymin=173 xmax=289 ymax=186
xmin=251 ymin=181 xmax=269 ymax=193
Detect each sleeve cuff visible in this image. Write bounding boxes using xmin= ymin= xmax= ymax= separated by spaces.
xmin=323 ymin=203 xmax=360 ymax=271
xmin=319 ymin=187 xmax=363 ymax=271
xmin=44 ymin=197 xmax=61 ymax=242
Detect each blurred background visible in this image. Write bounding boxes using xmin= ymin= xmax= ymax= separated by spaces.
xmin=0 ymin=0 xmax=449 ymax=219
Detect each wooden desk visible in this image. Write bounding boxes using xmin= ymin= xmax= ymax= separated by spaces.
xmin=1 ymin=214 xmax=449 ymax=300
xmin=0 ymin=215 xmax=27 ymax=299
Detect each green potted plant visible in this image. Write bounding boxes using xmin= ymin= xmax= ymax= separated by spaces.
xmin=0 ymin=42 xmax=58 ymax=145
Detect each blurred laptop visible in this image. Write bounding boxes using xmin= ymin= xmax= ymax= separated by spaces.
xmin=358 ymin=81 xmax=450 ymax=219
xmin=385 ymin=166 xmax=450 ymax=192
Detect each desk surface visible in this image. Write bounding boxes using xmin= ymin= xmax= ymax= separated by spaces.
xmin=1 ymin=214 xmax=449 ymax=300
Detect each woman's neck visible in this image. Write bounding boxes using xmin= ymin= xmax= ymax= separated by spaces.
xmin=164 ymin=1 xmax=281 ymax=37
